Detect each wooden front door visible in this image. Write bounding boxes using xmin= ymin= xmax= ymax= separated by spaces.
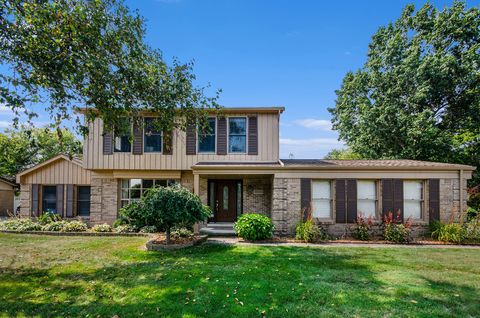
xmin=214 ymin=180 xmax=238 ymax=222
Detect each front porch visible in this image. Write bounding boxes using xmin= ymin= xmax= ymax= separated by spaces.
xmin=193 ymin=172 xmax=274 ymax=231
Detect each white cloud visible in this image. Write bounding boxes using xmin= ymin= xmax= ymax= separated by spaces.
xmin=0 ymin=121 xmax=11 ymax=128
xmin=293 ymin=118 xmax=332 ymax=131
xmin=280 ymin=137 xmax=344 ymax=159
xmin=0 ymin=105 xmax=13 ymax=114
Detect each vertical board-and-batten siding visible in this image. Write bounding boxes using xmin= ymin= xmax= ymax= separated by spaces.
xmin=23 ymin=159 xmax=91 ymax=185
xmin=84 ymin=113 xmax=279 ymax=170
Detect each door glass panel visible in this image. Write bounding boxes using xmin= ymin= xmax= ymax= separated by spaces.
xmin=209 ymin=182 xmax=216 ymax=211
xmin=223 ymin=186 xmax=229 ymax=210
xmin=236 ymin=182 xmax=242 ymax=216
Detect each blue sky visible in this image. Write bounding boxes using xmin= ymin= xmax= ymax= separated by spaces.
xmin=1 ymin=0 xmax=476 ymax=158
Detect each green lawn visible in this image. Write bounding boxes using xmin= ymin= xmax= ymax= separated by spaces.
xmin=0 ymin=234 xmax=479 ymax=317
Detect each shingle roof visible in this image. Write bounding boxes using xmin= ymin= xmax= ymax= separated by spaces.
xmin=280 ymin=159 xmax=475 ymax=170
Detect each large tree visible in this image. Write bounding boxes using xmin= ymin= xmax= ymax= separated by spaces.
xmin=0 ymin=127 xmax=82 ymax=178
xmin=0 ymin=0 xmax=219 ymax=136
xmin=329 ymin=2 xmax=480 ymax=183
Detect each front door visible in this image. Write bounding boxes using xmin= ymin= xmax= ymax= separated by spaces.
xmin=213 ymin=180 xmax=239 ymax=222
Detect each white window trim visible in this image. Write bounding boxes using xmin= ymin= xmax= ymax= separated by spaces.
xmin=311 ymin=180 xmax=334 ymax=221
xmin=227 ymin=116 xmax=248 ymax=154
xmin=403 ymin=180 xmax=425 ymax=221
xmin=143 ymin=117 xmax=163 ymax=153
xmin=197 ymin=117 xmax=217 ymax=154
xmin=356 ymin=180 xmax=379 ymax=219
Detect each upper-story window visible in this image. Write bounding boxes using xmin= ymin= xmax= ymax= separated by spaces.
xmin=144 ymin=118 xmax=162 ymax=153
xmin=114 ymin=118 xmax=132 ymax=153
xmin=198 ymin=118 xmax=216 ymax=153
xmin=228 ymin=117 xmax=247 ymax=153
xmin=404 ymin=180 xmax=423 ymax=219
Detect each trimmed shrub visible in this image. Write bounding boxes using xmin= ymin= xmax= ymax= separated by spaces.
xmin=234 ymin=213 xmax=274 ymax=241
xmin=92 ymin=223 xmax=113 ymax=233
xmin=465 ymin=219 xmax=480 ymax=243
xmin=382 ymin=211 xmax=412 ymax=243
xmin=295 ymin=219 xmax=329 ymax=243
xmin=466 ymin=207 xmax=478 ymax=222
xmin=38 ymin=211 xmax=62 ymax=224
xmin=0 ymin=218 xmax=42 ymax=231
xmin=139 ymin=225 xmax=158 ymax=233
xmin=352 ymin=214 xmax=374 ymax=241
xmin=41 ymin=221 xmax=69 ymax=232
xmin=62 ymin=220 xmax=87 ymax=232
xmin=121 ymin=185 xmax=211 ymax=244
xmin=114 ymin=224 xmax=137 ymax=233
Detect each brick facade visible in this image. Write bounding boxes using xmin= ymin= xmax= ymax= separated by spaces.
xmin=19 ymin=184 xmax=30 ymax=217
xmin=89 ymin=177 xmax=118 ymax=225
xmin=243 ymin=177 xmax=272 ymax=216
xmin=271 ymin=178 xmax=301 ymax=235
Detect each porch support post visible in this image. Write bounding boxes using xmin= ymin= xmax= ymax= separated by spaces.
xmin=193 ymin=173 xmax=200 ymax=196
xmin=193 ymin=173 xmax=201 ymax=234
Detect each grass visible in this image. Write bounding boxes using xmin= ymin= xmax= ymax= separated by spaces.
xmin=0 ymin=234 xmax=479 ymax=317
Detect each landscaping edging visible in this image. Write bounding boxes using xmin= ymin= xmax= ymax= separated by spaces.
xmin=0 ymin=230 xmax=150 ymax=237
xmin=146 ymin=235 xmax=208 ymax=251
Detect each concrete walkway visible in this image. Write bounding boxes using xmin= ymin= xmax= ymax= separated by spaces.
xmin=207 ymin=237 xmax=480 ymax=249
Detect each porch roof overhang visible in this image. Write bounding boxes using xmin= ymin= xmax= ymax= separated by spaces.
xmin=191 ymin=159 xmax=475 ymax=179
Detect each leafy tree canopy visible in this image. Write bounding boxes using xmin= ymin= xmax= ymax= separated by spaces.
xmin=0 ymin=0 xmax=219 ymax=137
xmin=324 ymin=148 xmax=363 ymax=160
xmin=0 ymin=126 xmax=82 ymax=178
xmin=329 ymin=1 xmax=480 ymax=184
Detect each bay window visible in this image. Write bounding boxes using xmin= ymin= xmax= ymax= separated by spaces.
xmin=120 ymin=178 xmax=178 ymax=207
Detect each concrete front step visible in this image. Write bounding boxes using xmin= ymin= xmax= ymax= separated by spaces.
xmin=200 ymin=223 xmax=236 ymax=237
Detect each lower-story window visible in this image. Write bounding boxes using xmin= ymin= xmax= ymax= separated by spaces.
xmin=120 ymin=178 xmax=179 ymax=207
xmin=42 ymin=186 xmax=57 ymax=213
xmin=77 ymin=186 xmax=91 ymax=216
xmin=357 ymin=180 xmax=377 ymax=218
xmin=312 ymin=180 xmax=332 ymax=218
xmin=404 ymin=180 xmax=423 ymax=219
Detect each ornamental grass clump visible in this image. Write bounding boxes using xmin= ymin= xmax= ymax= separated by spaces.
xmin=234 ymin=213 xmax=274 ymax=241
xmin=383 ymin=211 xmax=412 ymax=243
xmin=295 ymin=219 xmax=325 ymax=243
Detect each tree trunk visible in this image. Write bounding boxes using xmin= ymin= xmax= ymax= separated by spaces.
xmin=165 ymin=226 xmax=171 ymax=245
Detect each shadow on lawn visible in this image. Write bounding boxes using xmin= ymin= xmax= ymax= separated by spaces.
xmin=0 ymin=244 xmax=479 ymax=317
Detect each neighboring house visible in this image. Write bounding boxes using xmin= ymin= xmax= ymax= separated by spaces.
xmin=0 ymin=177 xmax=17 ymax=217
xmin=16 ymin=107 xmax=475 ymax=235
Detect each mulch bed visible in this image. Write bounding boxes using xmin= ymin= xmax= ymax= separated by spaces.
xmin=146 ymin=234 xmax=208 ymax=251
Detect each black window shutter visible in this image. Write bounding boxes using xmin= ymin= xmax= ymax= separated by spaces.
xmin=103 ymin=129 xmax=113 ymax=155
xmin=248 ymin=116 xmax=258 ymax=155
xmin=382 ymin=179 xmax=394 ymax=219
xmin=217 ymin=117 xmax=227 ymax=155
xmin=429 ymin=179 xmax=440 ymax=222
xmin=336 ymin=179 xmax=347 ymax=223
xmin=132 ymin=117 xmax=143 ymax=155
xmin=66 ymin=185 xmax=74 ymax=218
xmin=393 ymin=179 xmax=404 ymax=222
xmin=162 ymin=130 xmax=173 ymax=155
xmin=346 ymin=179 xmax=357 ymax=223
xmin=56 ymin=185 xmax=64 ymax=217
xmin=31 ymin=184 xmax=39 ymax=217
xmin=186 ymin=122 xmax=197 ymax=155
xmin=300 ymin=179 xmax=311 ymax=220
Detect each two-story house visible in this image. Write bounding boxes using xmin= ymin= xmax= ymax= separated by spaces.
xmin=16 ymin=107 xmax=475 ymax=236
